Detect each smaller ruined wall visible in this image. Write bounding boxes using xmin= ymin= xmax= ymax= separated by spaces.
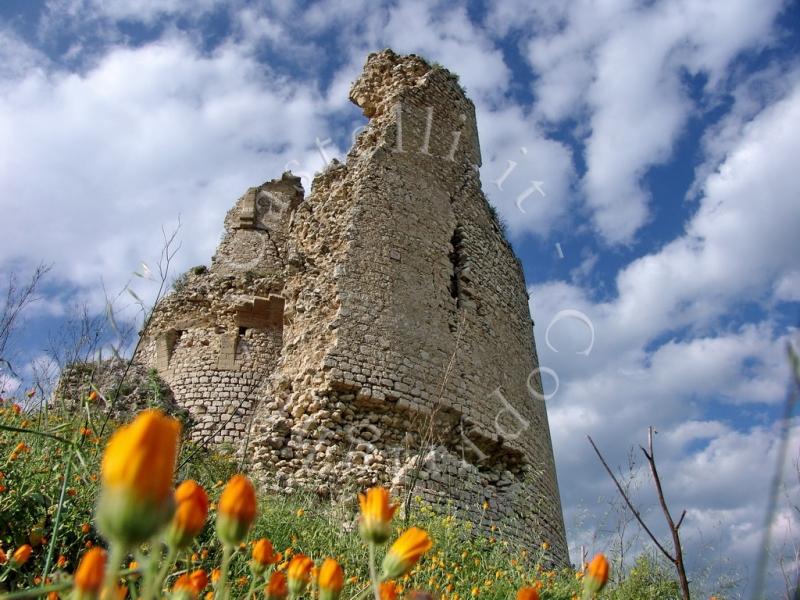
xmin=213 ymin=173 xmax=303 ymax=277
xmin=135 ymin=173 xmax=300 ymax=446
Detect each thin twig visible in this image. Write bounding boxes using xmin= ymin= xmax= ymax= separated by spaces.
xmin=641 ymin=427 xmax=690 ymax=600
xmin=587 ymin=435 xmax=673 ymax=561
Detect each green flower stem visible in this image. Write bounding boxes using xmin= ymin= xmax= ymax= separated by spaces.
xmin=0 ymin=579 xmax=73 ymax=599
xmin=345 ymin=583 xmax=374 ymax=600
xmin=102 ymin=544 xmax=127 ymax=600
xmin=0 ymin=564 xmax=14 ymax=584
xmin=0 ymin=566 xmax=142 ymax=600
xmin=153 ymin=545 xmax=178 ymax=597
xmin=139 ymin=539 xmax=160 ymax=600
xmin=368 ymin=543 xmax=381 ymax=600
xmin=245 ymin=567 xmax=259 ymax=600
xmin=215 ymin=544 xmax=233 ymax=600
xmin=41 ymin=447 xmax=74 ymax=582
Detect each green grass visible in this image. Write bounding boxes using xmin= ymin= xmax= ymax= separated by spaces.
xmin=0 ymin=393 xmax=712 ymax=599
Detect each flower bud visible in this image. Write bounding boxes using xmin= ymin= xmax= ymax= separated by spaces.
xmin=286 ymin=554 xmax=313 ymax=598
xmin=317 ymin=558 xmax=344 ymax=600
xmin=379 ymin=581 xmax=398 ymax=600
xmin=251 ymin=538 xmax=278 ymax=575
xmin=73 ymin=548 xmax=106 ymax=600
xmin=583 ymin=553 xmax=609 ymax=595
xmin=216 ymin=475 xmax=256 ymax=546
xmin=516 ymin=587 xmax=540 ymax=600
xmin=11 ymin=544 xmax=32 ymax=567
xmin=265 ymin=571 xmax=288 ymax=600
xmin=358 ymin=487 xmax=398 ymax=544
xmin=96 ymin=410 xmax=181 ymax=545
xmin=381 ymin=528 xmax=432 ymax=579
xmin=166 ymin=480 xmax=209 ymax=548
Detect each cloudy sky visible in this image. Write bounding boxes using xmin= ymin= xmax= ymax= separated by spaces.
xmin=1 ymin=0 xmax=799 ymax=596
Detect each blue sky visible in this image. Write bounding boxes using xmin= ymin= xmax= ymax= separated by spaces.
xmin=1 ymin=0 xmax=799 ymax=596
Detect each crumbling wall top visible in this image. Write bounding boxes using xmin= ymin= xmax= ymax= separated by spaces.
xmin=349 ymin=49 xmax=434 ymax=119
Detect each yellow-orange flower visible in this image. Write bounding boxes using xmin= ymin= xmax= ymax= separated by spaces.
xmin=96 ymin=409 xmax=181 ymax=544
xmin=173 ymin=575 xmax=198 ymax=599
xmin=583 ymin=553 xmax=609 ymax=595
xmin=189 ymin=569 xmax=209 ymax=593
xmin=173 ymin=570 xmax=207 ymax=599
xmin=216 ymin=474 xmax=256 ymax=545
xmin=9 ymin=442 xmax=30 ymax=460
xmin=166 ymin=480 xmax=209 ymax=548
xmin=358 ymin=487 xmax=398 ymax=544
xmin=265 ymin=571 xmax=288 ymax=600
xmin=318 ymin=558 xmax=344 ymax=600
xmin=74 ymin=548 xmax=106 ymax=599
xmin=251 ymin=538 xmax=278 ymax=574
xmin=379 ymin=581 xmax=398 ymax=600
xmin=286 ymin=554 xmax=314 ymax=597
xmin=0 ymin=549 xmax=7 ymax=565
xmin=11 ymin=544 xmax=32 ymax=566
xmin=516 ymin=587 xmax=540 ymax=600
xmin=381 ymin=528 xmax=432 ymax=579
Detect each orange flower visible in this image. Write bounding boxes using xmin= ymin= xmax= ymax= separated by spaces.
xmin=174 ymin=574 xmax=199 ymax=599
xmin=9 ymin=442 xmax=30 ymax=460
xmin=81 ymin=523 xmax=91 ymax=535
xmin=251 ymin=538 xmax=278 ymax=574
xmin=97 ymin=409 xmax=181 ymax=544
xmin=379 ymin=581 xmax=398 ymax=600
xmin=358 ymin=487 xmax=398 ymax=544
xmin=265 ymin=571 xmax=288 ymax=600
xmin=167 ymin=480 xmax=209 ymax=548
xmin=74 ymin=548 xmax=106 ymax=598
xmin=87 ymin=391 xmax=99 ymax=403
xmin=189 ymin=569 xmax=209 ymax=593
xmin=0 ymin=548 xmax=7 ymax=565
xmin=11 ymin=544 xmax=32 ymax=566
xmin=583 ymin=553 xmax=609 ymax=594
xmin=517 ymin=587 xmax=540 ymax=600
xmin=56 ymin=555 xmax=68 ymax=568
xmin=210 ymin=568 xmax=221 ymax=583
xmin=286 ymin=554 xmax=314 ymax=597
xmin=216 ymin=475 xmax=256 ymax=545
xmin=381 ymin=528 xmax=432 ymax=579
xmin=318 ymin=558 xmax=344 ymax=600
xmin=174 ymin=571 xmax=208 ymax=598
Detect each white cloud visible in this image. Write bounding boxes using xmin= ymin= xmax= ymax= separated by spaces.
xmin=487 ymin=0 xmax=787 ymax=244
xmin=477 ymin=104 xmax=576 ymax=238
xmin=0 ymin=374 xmax=21 ymax=396
xmin=528 ymin=64 xmax=800 ymax=594
xmin=0 ymin=33 xmax=336 ymax=312
xmin=775 ymin=271 xmax=800 ymax=303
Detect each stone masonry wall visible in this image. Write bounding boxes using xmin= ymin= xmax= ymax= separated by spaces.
xmin=134 ymin=50 xmax=569 ymax=565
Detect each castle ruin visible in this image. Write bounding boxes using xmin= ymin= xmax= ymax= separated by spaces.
xmin=133 ymin=50 xmax=568 ymax=562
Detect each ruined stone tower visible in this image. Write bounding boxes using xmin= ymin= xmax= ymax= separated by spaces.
xmin=135 ymin=50 xmax=568 ymax=562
